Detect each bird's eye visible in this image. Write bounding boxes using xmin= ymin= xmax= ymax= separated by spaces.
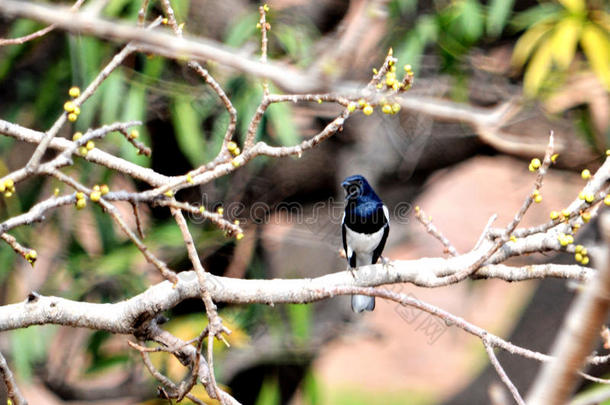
xmin=348 ymin=185 xmax=359 ymax=196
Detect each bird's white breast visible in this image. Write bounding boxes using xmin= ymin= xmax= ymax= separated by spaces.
xmin=345 ymin=225 xmax=386 ymax=266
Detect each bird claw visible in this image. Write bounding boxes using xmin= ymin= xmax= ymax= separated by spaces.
xmin=380 ymin=256 xmax=390 ymax=266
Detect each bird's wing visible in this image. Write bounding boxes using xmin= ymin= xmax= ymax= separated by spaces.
xmin=372 ymin=205 xmax=390 ymax=264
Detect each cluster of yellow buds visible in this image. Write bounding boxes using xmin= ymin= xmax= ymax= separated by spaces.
xmin=381 ymin=101 xmax=401 ymax=115
xmin=0 ymin=178 xmax=15 ymax=198
xmin=347 ymin=99 xmax=374 ymax=115
xmin=89 ymin=184 xmax=109 ymax=202
xmin=532 ymin=189 xmax=542 ymax=203
xmin=375 ymin=62 xmax=414 ymax=93
xmin=528 ymin=158 xmax=541 ymax=172
xmin=64 ymin=86 xmax=82 ymax=122
xmin=25 ymin=249 xmax=37 ymax=265
xmin=578 ymin=190 xmax=595 ymax=204
xmin=227 ymin=141 xmax=240 ymax=156
xmin=227 ymin=141 xmax=242 ymax=167
xmin=574 ymin=244 xmax=590 ymax=265
xmin=72 ymin=132 xmax=94 ymax=156
xmin=557 ymin=232 xmax=574 ymax=247
xmin=75 ymin=191 xmax=86 ymax=210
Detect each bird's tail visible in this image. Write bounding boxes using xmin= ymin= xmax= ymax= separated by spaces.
xmin=351 ymin=295 xmax=375 ymax=313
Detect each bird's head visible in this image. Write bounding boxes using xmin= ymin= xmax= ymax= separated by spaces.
xmin=341 ymin=174 xmax=371 ymax=200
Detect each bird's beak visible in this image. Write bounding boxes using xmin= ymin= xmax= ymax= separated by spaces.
xmin=341 ymin=180 xmax=350 ymax=190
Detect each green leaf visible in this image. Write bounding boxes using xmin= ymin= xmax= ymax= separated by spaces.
xmin=11 ymin=327 xmax=54 ymax=382
xmin=580 ymin=23 xmax=610 ymax=90
xmin=255 ymin=376 xmax=281 ymax=405
xmin=266 ymin=101 xmax=299 ymax=146
xmin=487 ymin=0 xmax=514 ymax=37
xmin=459 ymin=0 xmax=484 ymax=43
xmin=224 ymin=12 xmax=259 ymax=47
xmin=0 ymin=20 xmax=43 ymax=80
xmin=287 ymin=303 xmax=311 ymax=343
xmin=100 ymin=68 xmax=126 ymax=124
xmin=171 ymin=97 xmax=206 ymax=167
xmin=302 ymin=370 xmax=320 ymax=405
xmin=396 ymin=15 xmax=438 ymax=73
xmin=510 ymin=3 xmax=561 ymax=31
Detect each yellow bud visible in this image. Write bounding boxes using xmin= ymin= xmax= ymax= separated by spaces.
xmin=186 ymin=173 xmax=193 ymax=183
xmin=86 ymin=140 xmax=95 ymax=151
xmin=162 ymin=17 xmax=168 ymax=25
xmin=575 ymin=244 xmax=583 ymax=253
xmin=232 ymin=158 xmax=241 ymax=168
xmin=233 ymin=147 xmax=241 ymax=156
xmin=561 ymin=209 xmax=570 ymax=218
xmin=382 ymin=104 xmax=392 ymax=114
xmin=67 ymin=113 xmax=78 ymax=122
xmin=76 ymin=192 xmax=84 ymax=199
xmin=217 ymin=207 xmax=224 ymax=215
xmin=558 ymin=234 xmax=569 ymax=246
xmin=347 ymin=103 xmax=357 ymax=112
xmin=69 ymin=86 xmax=80 ymax=98
xmin=404 ymin=64 xmax=412 ymax=72
xmin=534 ymin=194 xmax=542 ymax=203
xmin=528 ymin=164 xmax=535 ymax=172
xmin=581 ymin=256 xmax=590 ymax=265
xmin=100 ymin=184 xmax=109 ymax=195
xmin=551 ymin=153 xmax=559 ymax=163
xmin=263 ymin=4 xmax=269 ymax=11
xmin=578 ymin=192 xmax=585 ymax=200
xmin=605 ymin=195 xmax=610 ymax=206
xmin=358 ymin=98 xmax=366 ymax=106
xmin=89 ymin=190 xmax=101 ymax=202
xmin=363 ymin=105 xmax=374 ymax=116
xmin=372 ymin=68 xmax=378 ymax=74
xmin=392 ymin=103 xmax=401 ymax=113
xmin=78 ymin=146 xmax=88 ymax=156
xmin=236 ymin=233 xmax=244 ymax=240
xmin=164 ymin=190 xmax=173 ymax=198
xmin=199 ymin=206 xmax=205 ymax=213
xmin=581 ymin=169 xmax=591 ymax=179
xmin=54 ymin=188 xmax=59 ymax=196
xmin=376 ymin=83 xmax=383 ymax=89
xmin=93 ymin=185 xmax=100 ymax=192
xmin=582 ymin=247 xmax=588 ymax=255
xmin=234 ymin=219 xmax=240 ymax=225
xmin=317 ymin=98 xmax=322 ymax=104
xmin=72 ymin=132 xmax=83 ymax=141
xmin=227 ymin=141 xmax=237 ymax=151
xmin=550 ymin=211 xmax=559 ymax=220
xmin=510 ymin=235 xmax=517 ymax=242
xmin=4 ymin=191 xmax=12 ymax=198
xmin=575 ymin=253 xmax=583 ymax=262
xmin=585 ymin=193 xmax=595 ymax=203
xmin=606 ymin=149 xmax=610 ymax=156
xmin=63 ymin=101 xmax=75 ymax=112
xmin=582 ymin=212 xmax=591 ymax=222
xmin=4 ymin=179 xmax=14 ymax=189
xmin=130 ymin=129 xmax=139 ymax=139
xmin=76 ymin=198 xmax=86 ymax=210
xmin=565 ymin=234 xmax=574 ymax=244
xmin=530 ymin=158 xmax=541 ymax=170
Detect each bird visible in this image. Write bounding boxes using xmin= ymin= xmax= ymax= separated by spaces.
xmin=341 ymin=174 xmax=389 ymax=313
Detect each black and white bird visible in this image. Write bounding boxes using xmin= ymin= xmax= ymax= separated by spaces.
xmin=341 ymin=174 xmax=390 ymax=313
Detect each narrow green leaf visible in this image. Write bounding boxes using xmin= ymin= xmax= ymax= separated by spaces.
xmin=487 ymin=0 xmax=515 ymax=37
xmin=171 ymin=97 xmax=206 ymax=167
xmin=266 ymin=101 xmax=299 ymax=146
xmin=287 ymin=303 xmax=311 ymax=343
